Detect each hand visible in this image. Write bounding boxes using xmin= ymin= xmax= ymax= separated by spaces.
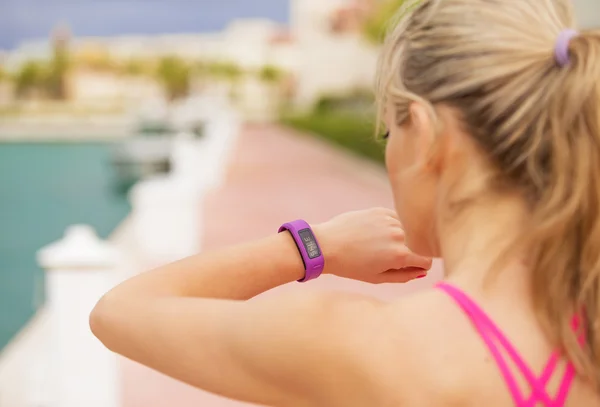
xmin=313 ymin=208 xmax=432 ymax=284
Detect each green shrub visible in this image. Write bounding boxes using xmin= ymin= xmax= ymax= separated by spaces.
xmin=281 ymin=111 xmax=385 ymax=164
xmin=314 ymin=90 xmax=375 ymax=114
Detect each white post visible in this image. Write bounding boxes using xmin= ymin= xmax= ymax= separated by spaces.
xmin=200 ymin=108 xmax=241 ymax=189
xmin=37 ymin=225 xmax=121 ymax=407
xmin=129 ymin=176 xmax=204 ymax=264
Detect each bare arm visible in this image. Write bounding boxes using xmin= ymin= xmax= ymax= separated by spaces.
xmin=90 ymin=209 xmax=431 ymax=405
xmin=103 ymin=232 xmax=307 ymax=301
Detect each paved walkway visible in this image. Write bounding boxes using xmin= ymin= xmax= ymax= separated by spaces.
xmin=121 ymin=124 xmax=444 ymax=407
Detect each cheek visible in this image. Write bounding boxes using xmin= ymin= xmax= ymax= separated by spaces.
xmin=385 ymin=130 xmax=417 ymax=194
xmin=385 ymin=136 xmax=438 ymax=257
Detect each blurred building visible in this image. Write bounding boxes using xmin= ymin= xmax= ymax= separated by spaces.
xmin=2 ymin=0 xmax=381 ymax=115
xmin=291 ymin=0 xmax=378 ymax=108
xmin=1 ymin=0 xmax=597 ymax=113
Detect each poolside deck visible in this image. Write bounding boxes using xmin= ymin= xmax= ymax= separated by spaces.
xmin=121 ymin=123 xmax=444 ymax=407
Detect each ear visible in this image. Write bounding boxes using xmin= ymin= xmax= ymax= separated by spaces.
xmin=408 ymin=102 xmax=441 ymax=173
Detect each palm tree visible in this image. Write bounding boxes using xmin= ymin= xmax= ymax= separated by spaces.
xmin=43 ymin=24 xmax=71 ymax=100
xmin=156 ymin=56 xmax=191 ymax=100
xmin=14 ymin=61 xmax=47 ymax=99
xmin=46 ymin=42 xmax=70 ymax=99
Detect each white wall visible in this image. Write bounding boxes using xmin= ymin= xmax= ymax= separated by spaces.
xmin=69 ymin=70 xmax=164 ymax=106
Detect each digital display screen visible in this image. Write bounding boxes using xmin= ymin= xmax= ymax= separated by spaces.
xmin=298 ymin=228 xmax=321 ymax=259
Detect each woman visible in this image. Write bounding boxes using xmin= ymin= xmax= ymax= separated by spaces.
xmin=91 ymin=0 xmax=600 ymax=405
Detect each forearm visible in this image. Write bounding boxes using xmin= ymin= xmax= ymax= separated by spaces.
xmin=89 ymin=208 xmax=428 ymax=406
xmin=109 ymin=231 xmax=309 ymax=301
xmin=89 ymin=232 xmax=321 ymax=404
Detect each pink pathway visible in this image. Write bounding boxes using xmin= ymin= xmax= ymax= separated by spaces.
xmin=121 ymin=124 xmax=444 ymax=407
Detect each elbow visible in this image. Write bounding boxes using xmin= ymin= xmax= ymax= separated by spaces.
xmin=89 ymin=292 xmax=120 ymax=352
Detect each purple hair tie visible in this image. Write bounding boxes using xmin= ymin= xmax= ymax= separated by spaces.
xmin=554 ymin=29 xmax=578 ymax=67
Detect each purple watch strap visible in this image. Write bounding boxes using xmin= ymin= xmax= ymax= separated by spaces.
xmin=278 ymin=219 xmax=324 ymax=282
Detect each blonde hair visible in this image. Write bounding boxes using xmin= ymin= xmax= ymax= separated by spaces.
xmin=376 ymin=0 xmax=600 ymax=388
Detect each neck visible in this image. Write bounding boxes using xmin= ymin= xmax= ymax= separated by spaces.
xmin=438 ymin=193 xmax=532 ymax=299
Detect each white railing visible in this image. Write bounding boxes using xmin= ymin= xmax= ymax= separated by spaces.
xmin=129 ymin=107 xmax=240 ymax=264
xmin=0 ymin=102 xmax=241 ymax=407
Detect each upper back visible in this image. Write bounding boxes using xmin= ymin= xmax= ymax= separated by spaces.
xmin=329 ymin=287 xmax=599 ymax=407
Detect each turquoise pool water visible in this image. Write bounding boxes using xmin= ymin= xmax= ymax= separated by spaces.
xmin=0 ymin=142 xmax=130 ymax=351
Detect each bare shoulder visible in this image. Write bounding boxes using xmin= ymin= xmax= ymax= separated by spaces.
xmin=296 ymin=288 xmax=473 ymax=406
xmin=375 ymin=289 xmax=475 ymax=404
xmin=384 ymin=288 xmax=472 ymax=355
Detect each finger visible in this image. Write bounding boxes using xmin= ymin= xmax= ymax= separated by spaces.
xmin=372 ymin=268 xmax=427 ymax=284
xmin=399 ymin=252 xmax=433 ymax=271
xmin=384 ymin=208 xmax=402 ymax=225
xmin=383 ymin=208 xmax=401 ymax=221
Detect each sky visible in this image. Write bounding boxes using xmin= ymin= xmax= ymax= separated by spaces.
xmin=0 ymin=0 xmax=290 ymax=49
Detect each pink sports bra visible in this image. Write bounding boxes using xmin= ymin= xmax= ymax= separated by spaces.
xmin=437 ymin=282 xmax=584 ymax=407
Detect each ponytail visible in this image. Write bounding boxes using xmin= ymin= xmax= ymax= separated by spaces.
xmin=529 ymin=29 xmax=600 ymax=389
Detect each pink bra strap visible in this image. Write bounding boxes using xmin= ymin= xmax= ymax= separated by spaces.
xmin=437 ymin=283 xmax=578 ymax=407
xmin=548 ymin=315 xmax=586 ymax=406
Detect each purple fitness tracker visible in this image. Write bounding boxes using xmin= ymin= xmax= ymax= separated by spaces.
xmin=278 ymin=219 xmax=325 ymax=282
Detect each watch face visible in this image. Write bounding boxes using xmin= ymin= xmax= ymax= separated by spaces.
xmin=298 ymin=228 xmax=321 ymax=259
